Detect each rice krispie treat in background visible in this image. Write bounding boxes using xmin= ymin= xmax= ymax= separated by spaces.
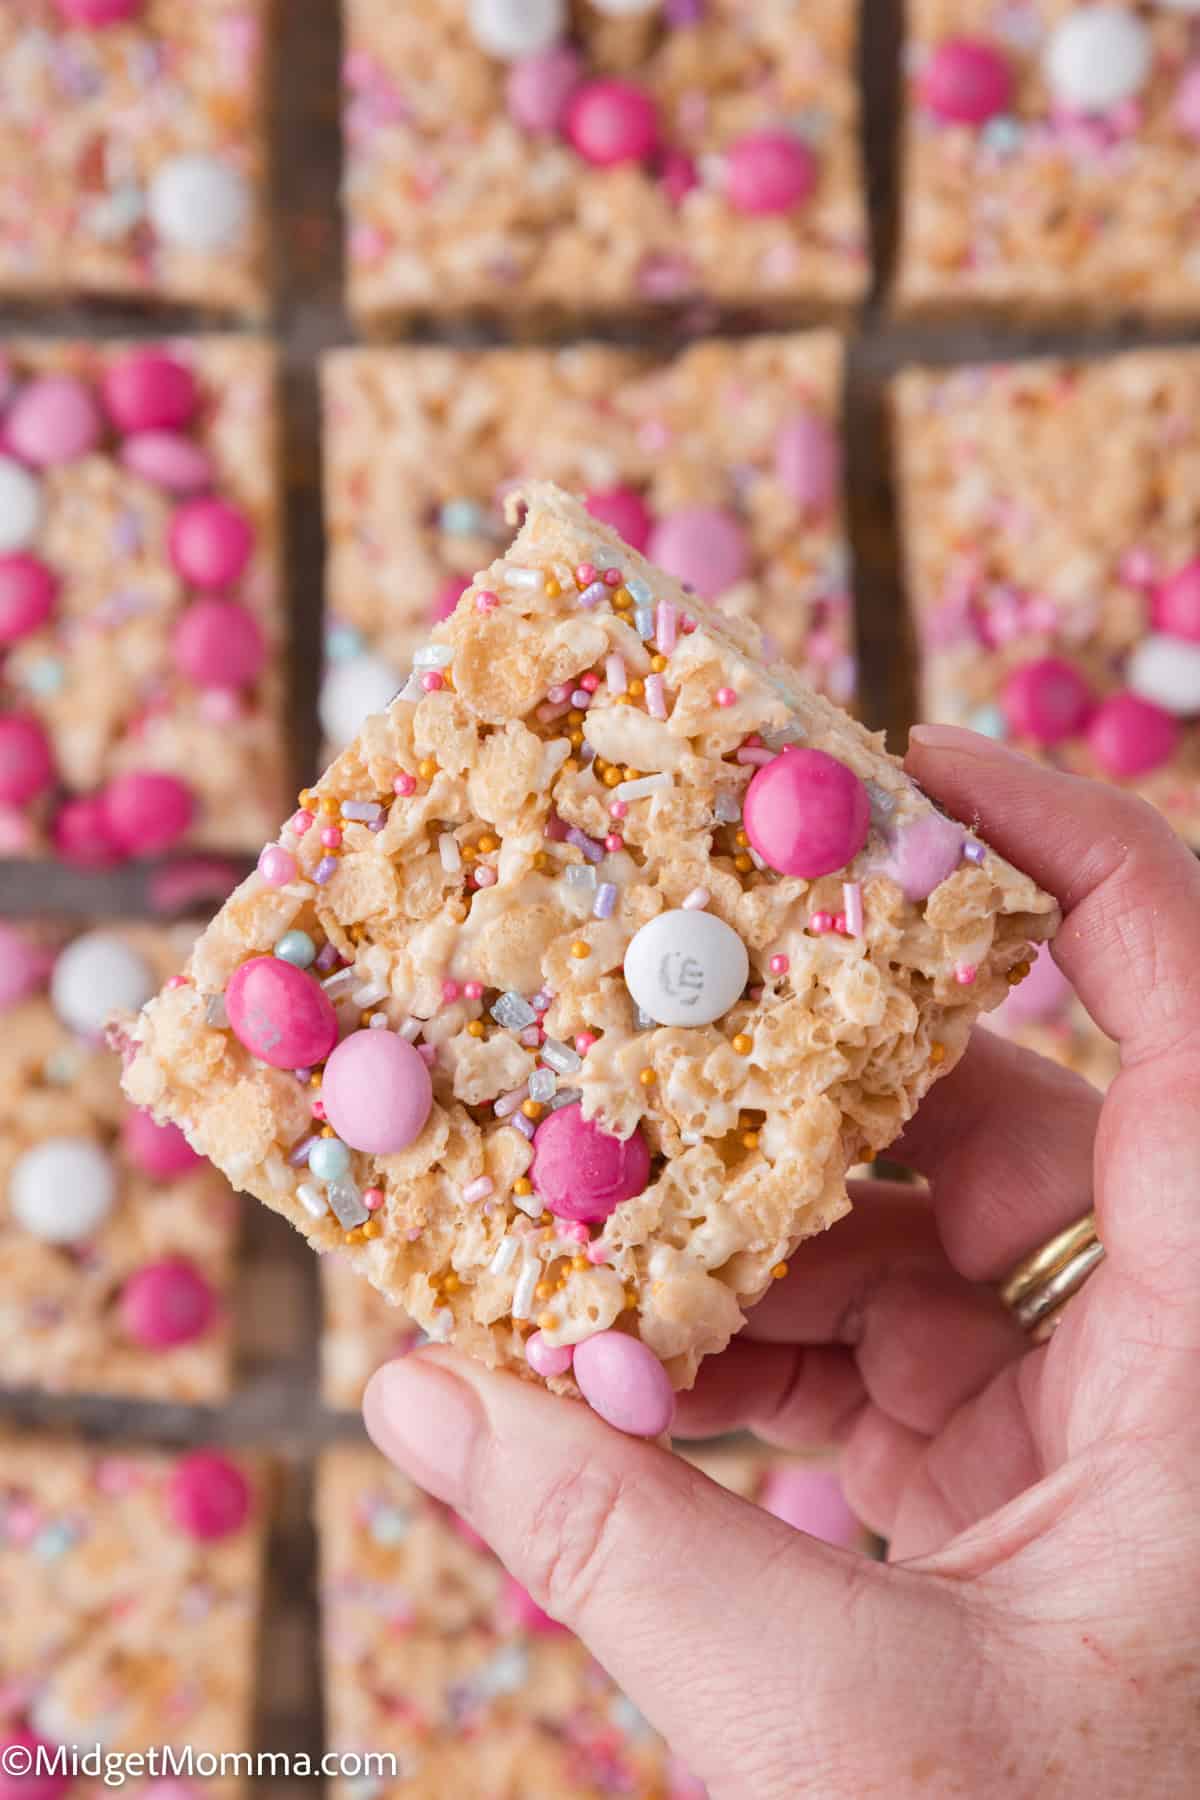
xmin=0 ymin=1435 xmax=266 ymax=1799
xmin=896 ymin=1 xmax=1200 ymax=318
xmin=0 ymin=337 xmax=285 ymax=865
xmin=0 ymin=1 xmax=271 ymax=314
xmin=321 ymin=1256 xmax=417 ymax=1410
xmin=0 ymin=920 xmax=238 ymax=1402
xmin=893 ymin=351 xmax=1200 ymax=845
xmin=341 ymin=0 xmax=867 ymax=330
xmin=982 ymin=941 xmax=1119 ymax=1091
xmin=320 ymin=334 xmax=852 ymax=753
xmin=121 ymin=484 xmax=1055 ymax=1436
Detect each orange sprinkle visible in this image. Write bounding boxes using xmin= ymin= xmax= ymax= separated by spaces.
xmin=742 ymin=1131 xmax=760 ymax=1150
xmin=930 ymin=1041 xmax=946 ymax=1065
xmin=771 ymin=1262 xmax=789 ymax=1281
xmin=466 ymin=1020 xmax=485 ymax=1039
xmin=538 ymin=1311 xmax=560 ymax=1331
xmin=442 ymin=1273 xmax=460 ymax=1294
xmin=612 ymin=586 xmax=633 ymax=610
xmin=650 ymin=654 xmax=668 ymax=673
xmin=513 ymin=1177 xmax=533 ymax=1197
xmin=734 ymin=854 xmax=753 ymax=873
xmin=362 ymin=1220 xmax=382 ymax=1240
xmin=417 ymin=758 xmax=437 ymax=782
xmin=627 ymin=678 xmax=645 ymax=699
xmin=603 ymin=766 xmax=623 ymax=787
xmin=534 ymin=1280 xmax=554 ymax=1301
xmin=638 ymin=1067 xmax=656 ymax=1087
xmin=521 ymin=1099 xmax=543 ymax=1121
xmin=570 ymin=940 xmax=591 ymax=959
xmin=731 ymin=1034 xmax=753 ymax=1056
xmin=544 ymin=577 xmax=562 ymax=599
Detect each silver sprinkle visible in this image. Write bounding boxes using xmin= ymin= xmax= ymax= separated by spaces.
xmin=545 ymin=1086 xmax=582 ymax=1112
xmin=563 ymin=863 xmax=597 ymax=892
xmin=204 ymin=994 xmax=228 ymax=1028
xmin=540 ymin=1038 xmax=582 ymax=1076
xmin=340 ymin=800 xmax=383 ymax=822
xmin=505 ymin=566 xmax=543 ymax=589
xmin=413 ymin=643 xmax=454 ymax=670
xmin=327 ymin=1179 xmax=369 ymax=1230
xmin=714 ymin=791 xmax=742 ymax=823
xmin=635 ymin=1007 xmax=657 ymax=1032
xmin=398 ymin=1016 xmax=422 ymax=1041
xmin=491 ymin=990 xmax=537 ymax=1031
xmin=528 ymin=1068 xmax=557 ymax=1103
xmin=297 ymin=1182 xmax=327 ymax=1219
xmin=626 ymin=577 xmax=652 ymax=606
xmin=512 ymin=1258 xmax=540 ymax=1319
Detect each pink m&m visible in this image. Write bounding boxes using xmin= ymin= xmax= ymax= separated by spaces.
xmin=918 ymin=38 xmax=1012 ymax=125
xmin=168 ymin=497 xmax=254 ymax=589
xmin=54 ymin=0 xmax=142 ymax=24
xmin=0 ymin=922 xmax=51 ymax=1009
xmin=572 ymin=1330 xmax=675 ymax=1438
xmin=120 ymin=1257 xmax=215 ymax=1348
xmin=122 ymin=1106 xmax=202 ymax=1179
xmin=502 ymin=1573 xmax=568 ymax=1635
xmin=761 ymin=1467 xmax=865 ymax=1550
xmin=1174 ymin=63 xmax=1200 ymax=140
xmin=0 ymin=714 xmax=54 ymax=805
xmin=775 ymin=412 xmax=839 ymax=515
xmin=121 ymin=429 xmax=213 ymax=494
xmin=648 ymin=504 xmax=748 ymax=599
xmin=725 ymin=130 xmax=817 ymax=215
xmin=743 ymin=747 xmax=871 ymax=880
xmin=531 ymin=1103 xmax=649 ymax=1224
xmin=165 ymin=1450 xmax=252 ymax=1541
xmin=101 ymin=770 xmax=194 ymax=855
xmin=0 ymin=1730 xmax=69 ymax=1800
xmin=51 ymin=795 xmax=118 ymax=867
xmin=173 ymin=598 xmax=266 ymax=688
xmin=506 ymin=44 xmax=581 ymax=134
xmin=102 ymin=349 xmax=197 ymax=432
xmin=0 ymin=553 xmax=56 ymax=644
xmin=224 ymin=954 xmax=339 ymax=1069
xmin=1153 ymin=559 xmax=1200 ymax=642
xmin=320 ymin=1028 xmax=433 ymax=1155
xmin=6 ymin=375 xmax=102 ymax=467
xmin=878 ymin=812 xmax=965 ymax=903
xmin=1002 ymin=656 xmax=1092 ymax=745
xmin=1086 ymin=690 xmax=1179 ymax=779
xmin=525 ymin=1329 xmax=574 ymax=1379
xmin=565 ymin=78 xmax=658 ymax=167
xmin=585 ymin=485 xmax=653 ymax=552
xmin=993 ymin=941 xmax=1072 ymax=1029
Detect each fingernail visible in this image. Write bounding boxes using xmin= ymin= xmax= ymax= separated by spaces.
xmin=363 ymin=1355 xmax=482 ymax=1506
xmin=908 ymin=722 xmax=974 ymax=749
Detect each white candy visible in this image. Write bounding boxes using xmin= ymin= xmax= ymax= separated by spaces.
xmin=318 ymin=652 xmax=402 ymax=746
xmin=1043 ymin=6 xmax=1151 ymax=113
xmin=468 ymin=0 xmax=565 ymax=59
xmin=1125 ymin=633 xmax=1200 ymax=717
xmin=623 ymin=908 xmax=749 ymax=1028
xmin=10 ymin=1137 xmax=116 ymax=1244
xmin=591 ymin=0 xmax=661 ymax=12
xmin=147 ymin=154 xmax=250 ymax=254
xmin=51 ymin=932 xmax=154 ymax=1039
xmin=0 ymin=455 xmax=42 ymax=554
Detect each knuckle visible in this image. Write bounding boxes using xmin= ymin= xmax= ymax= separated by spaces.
xmin=516 ymin=1456 xmax=631 ymax=1627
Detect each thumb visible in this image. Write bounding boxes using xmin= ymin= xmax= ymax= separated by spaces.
xmin=364 ymin=1350 xmax=988 ymax=1797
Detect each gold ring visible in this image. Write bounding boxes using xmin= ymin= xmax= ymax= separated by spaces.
xmin=999 ymin=1212 xmax=1105 ymax=1342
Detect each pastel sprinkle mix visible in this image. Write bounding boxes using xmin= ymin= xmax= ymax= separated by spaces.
xmin=843 ymin=881 xmax=864 ymax=938
xmin=681 ymin=887 xmax=709 ymax=910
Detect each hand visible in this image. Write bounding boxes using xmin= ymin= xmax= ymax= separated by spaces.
xmin=364 ymin=727 xmax=1200 ymax=1799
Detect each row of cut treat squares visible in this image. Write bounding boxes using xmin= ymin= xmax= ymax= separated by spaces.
xmin=12 ymin=3 xmax=1200 ymax=326
xmin=0 ymin=1428 xmax=873 ymax=1800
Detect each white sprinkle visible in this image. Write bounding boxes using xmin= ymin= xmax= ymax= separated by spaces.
xmin=563 ymin=863 xmax=597 ymax=891
xmin=297 ymin=1182 xmax=327 ymax=1219
xmin=505 ymin=566 xmax=543 ymax=589
xmin=656 ymin=602 xmax=677 ymax=653
xmin=490 ymin=1234 xmax=519 ymax=1276
xmin=512 ymin=1256 xmax=540 ymax=1319
xmin=613 ymin=773 xmax=670 ymax=802
xmin=322 ymin=969 xmax=360 ymax=999
xmin=351 ymin=980 xmax=389 ymax=1008
xmin=398 ymin=1016 xmax=422 ymax=1041
xmin=463 ymin=1176 xmax=495 ymax=1205
xmin=541 ymin=1037 xmax=582 ymax=1075
xmin=494 ymin=1084 xmax=529 ymax=1119
xmin=368 ymin=1013 xmax=390 ymax=1029
xmin=605 ymin=653 xmax=627 ymax=695
xmin=736 ymin=747 xmax=776 ymax=766
xmin=681 ymin=886 xmax=709 ymax=911
xmin=528 ymin=1068 xmax=557 ymax=1103
xmin=843 ymin=881 xmax=864 ymax=938
xmin=762 ymin=720 xmax=806 ymax=750
xmin=439 ymin=833 xmax=462 ymax=874
xmin=204 ymin=994 xmax=228 ymax=1028
xmin=714 ymin=790 xmax=741 ymax=823
xmin=644 ymin=673 xmax=667 ymax=720
xmin=512 ymin=1181 xmax=542 ymax=1216
xmin=340 ymin=800 xmax=383 ymax=823
xmin=492 ymin=990 xmax=537 ymax=1030
xmin=427 ymin=1307 xmax=454 ymax=1342
xmin=413 ymin=643 xmax=454 ymax=670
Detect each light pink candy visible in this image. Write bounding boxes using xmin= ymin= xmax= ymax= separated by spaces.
xmin=565 ymin=78 xmax=658 ymax=167
xmin=0 ymin=553 xmax=56 ymax=644
xmin=506 ymin=44 xmax=581 ymax=135
xmin=878 ymin=812 xmax=965 ymax=903
xmin=168 ymin=497 xmax=254 ymax=589
xmin=1174 ymin=64 xmax=1200 ymax=139
xmin=173 ymin=597 xmax=266 ymax=687
xmin=52 ymin=794 xmax=119 ymax=868
xmin=431 ymin=573 xmax=468 ymax=622
xmin=165 ymin=1450 xmax=252 ymax=1541
xmin=121 ymin=429 xmax=213 ymax=493
xmin=725 ymin=130 xmax=817 ymax=215
xmin=101 ymin=770 xmax=195 ymax=855
xmin=257 ymin=843 xmax=297 ymax=887
xmin=123 ymin=1106 xmax=202 ymax=1178
xmin=54 ymin=0 xmax=142 ymax=24
xmin=1002 ymin=656 xmax=1092 ymax=746
xmin=224 ymin=954 xmax=339 ymax=1068
xmin=120 ymin=1257 xmax=215 ymax=1348
xmin=531 ymin=1103 xmax=649 ymax=1224
xmin=743 ymin=747 xmax=871 ymax=880
xmin=647 ymin=504 xmax=749 ymax=598
xmin=7 ymin=375 xmax=102 ymax=467
xmin=1086 ymin=690 xmax=1180 ymax=779
xmin=0 ymin=922 xmax=51 ymax=1009
xmin=0 ymin=1730 xmax=69 ymax=1800
xmin=525 ymin=1329 xmax=574 ymax=1379
xmin=993 ymin=941 xmax=1072 ymax=1029
xmin=102 ymin=348 xmax=198 ymax=432
xmin=761 ymin=1467 xmax=864 ymax=1549
xmin=585 ymin=485 xmax=653 ymax=552
xmin=1153 ymin=559 xmax=1200 ymax=643
xmin=775 ymin=412 xmax=839 ymax=515
xmin=918 ymin=38 xmax=1012 ymax=125
xmin=502 ymin=1572 xmax=568 ymax=1635
xmin=0 ymin=714 xmax=55 ymax=805
xmin=320 ymin=1028 xmax=433 ymax=1154
xmin=572 ymin=1330 xmax=675 ymax=1438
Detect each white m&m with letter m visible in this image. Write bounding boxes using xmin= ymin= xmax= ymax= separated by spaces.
xmin=623 ymin=908 xmax=749 ymax=1028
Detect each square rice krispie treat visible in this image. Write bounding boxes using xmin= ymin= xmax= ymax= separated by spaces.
xmin=982 ymin=941 xmax=1118 ymax=1091
xmin=320 ymin=334 xmax=852 ymax=756
xmin=0 ymin=1 xmax=272 ymax=314
xmin=896 ymin=1 xmax=1200 ymax=319
xmin=341 ymin=0 xmax=867 ymax=330
xmin=0 ymin=1434 xmax=266 ymax=1799
xmin=120 ymin=484 xmax=1055 ymax=1433
xmin=317 ymin=1442 xmax=863 ymax=1798
xmin=0 ymin=920 xmax=239 ymax=1402
xmin=0 ymin=336 xmax=286 ymax=864
xmin=893 ymin=351 xmax=1200 ymax=845
xmin=321 ymin=1255 xmax=418 ymax=1411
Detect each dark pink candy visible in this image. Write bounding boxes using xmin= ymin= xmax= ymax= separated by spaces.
xmin=0 ymin=553 xmax=57 ymax=644
xmin=724 ymin=130 xmax=817 ymax=214
xmin=502 ymin=1573 xmax=568 ymax=1635
xmin=1153 ymin=559 xmax=1200 ymax=643
xmin=918 ymin=37 xmax=1012 ymax=125
xmin=121 ymin=429 xmax=213 ymax=494
xmin=0 ymin=714 xmax=55 ymax=805
xmin=585 ymin=485 xmax=653 ymax=552
xmin=165 ymin=1450 xmax=252 ymax=1541
xmin=120 ymin=1257 xmax=215 ymax=1348
xmin=647 ymin=504 xmax=748 ymax=598
xmin=530 ymin=1103 xmax=650 ymax=1223
xmin=102 ymin=349 xmax=198 ymax=432
xmin=168 ymin=497 xmax=254 ymax=589
xmin=431 ymin=574 xmax=468 ymax=622
xmin=743 ymin=747 xmax=871 ymax=880
xmin=1001 ymin=656 xmax=1092 ymax=746
xmin=122 ymin=1106 xmax=202 ymax=1178
xmin=0 ymin=1731 xmax=70 ymax=1800
xmin=6 ymin=375 xmax=102 ymax=466
xmin=54 ymin=0 xmax=142 ymax=23
xmin=565 ymin=78 xmax=659 ymax=167
xmin=0 ymin=922 xmax=51 ymax=1009
xmin=101 ymin=770 xmax=195 ymax=855
xmin=1086 ymin=690 xmax=1180 ymax=779
xmin=51 ymin=795 xmax=120 ymax=867
xmin=224 ymin=954 xmax=339 ymax=1069
xmin=173 ymin=598 xmax=266 ymax=687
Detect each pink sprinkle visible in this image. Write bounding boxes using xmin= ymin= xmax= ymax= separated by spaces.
xmin=311 ymin=1099 xmax=326 ymax=1121
xmin=681 ymin=886 xmax=709 ymax=910
xmin=715 ymin=686 xmax=737 ymax=707
xmin=748 ymin=985 xmax=764 ymax=1002
xmin=393 ymin=773 xmax=416 ymax=796
xmin=645 ymin=673 xmax=667 ymax=719
xmin=682 ymin=616 xmax=697 ymax=633
xmin=537 ymin=700 xmax=573 ymax=723
xmin=736 ymin=746 xmax=776 ymax=766
xmin=769 ymin=954 xmax=790 ymax=975
xmin=547 ymin=683 xmax=571 ymax=704
xmin=406 ymin=1227 xmax=422 ymax=1243
xmin=166 ymin=974 xmax=189 ymax=990
xmin=574 ymin=1032 xmax=597 ymax=1055
xmin=604 ymin=833 xmax=623 ymax=852
xmin=320 ymin=826 xmax=342 ymax=849
xmin=463 ymin=980 xmax=484 ymax=1000
xmin=417 ymin=1043 xmax=436 ymax=1066
xmin=575 ymin=563 xmax=596 ymax=586
xmin=608 ymin=800 xmax=628 ymax=820
xmin=475 ymin=590 xmax=499 ymax=613
xmin=581 ymin=672 xmax=600 ymax=692
xmin=955 ymin=964 xmax=977 ymax=986
xmin=442 ymin=980 xmax=460 ymax=1004
xmin=586 ymin=1241 xmax=609 ymax=1264
xmin=363 ymin=1187 xmax=384 ymax=1212
xmin=810 ymin=911 xmax=833 ymax=934
xmin=494 ymin=1084 xmax=529 ymax=1118
xmin=463 ymin=1176 xmax=495 ymax=1205
xmin=290 ymin=808 xmax=314 ymax=834
xmin=602 ymin=567 xmax=622 ymax=586
xmin=474 ymin=865 xmax=498 ymax=888
xmin=257 ymin=844 xmax=297 ymax=887
xmin=545 ymin=813 xmax=570 ymax=841
xmin=605 ymin=653 xmax=628 ymax=695
xmin=744 ymin=733 xmax=763 ymax=748
xmin=843 ymin=881 xmax=863 ymax=938
xmin=565 ymin=1221 xmax=589 ymax=1244
xmin=833 ymin=912 xmax=847 ymax=935
xmin=420 ymin=671 xmax=443 ymax=692
xmin=655 ymin=602 xmax=677 ymax=653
